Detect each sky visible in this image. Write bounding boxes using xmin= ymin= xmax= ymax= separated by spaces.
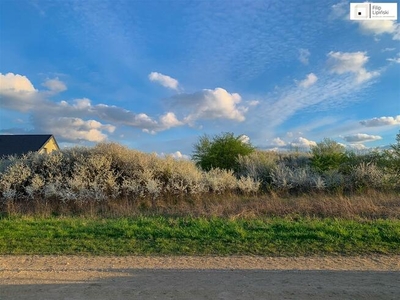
xmin=0 ymin=0 xmax=399 ymax=158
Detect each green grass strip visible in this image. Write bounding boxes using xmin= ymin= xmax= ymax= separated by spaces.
xmin=1 ymin=217 xmax=399 ymax=256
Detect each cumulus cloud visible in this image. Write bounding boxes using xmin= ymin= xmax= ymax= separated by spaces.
xmin=297 ymin=73 xmax=318 ymax=88
xmin=42 ymin=78 xmax=67 ymax=93
xmin=360 ymin=115 xmax=400 ymax=127
xmin=358 ymin=20 xmax=400 ymax=40
xmin=327 ymin=51 xmax=379 ymax=83
xmin=158 ymin=151 xmax=190 ymax=160
xmin=148 ymin=72 xmax=179 ymax=90
xmin=170 ymin=151 xmax=190 ymax=160
xmin=172 ymin=88 xmax=247 ymax=124
xmin=33 ymin=116 xmax=116 ymax=143
xmin=330 ymin=2 xmax=400 ymax=40
xmin=343 ymin=133 xmax=382 ymax=143
xmin=0 ymin=72 xmax=36 ymax=93
xmin=298 ymin=48 xmax=310 ymax=65
xmin=270 ymin=137 xmax=286 ymax=147
xmin=289 ymin=137 xmax=317 ymax=148
xmin=1 ymin=73 xmax=187 ymax=143
xmin=238 ymin=134 xmax=250 ymax=144
xmin=347 ymin=143 xmax=367 ymax=150
xmin=159 ymin=112 xmax=183 ymax=129
xmin=0 ymin=72 xmax=39 ymax=111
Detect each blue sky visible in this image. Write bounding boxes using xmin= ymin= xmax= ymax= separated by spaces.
xmin=0 ymin=0 xmax=399 ymax=157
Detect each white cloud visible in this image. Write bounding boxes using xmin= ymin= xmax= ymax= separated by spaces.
xmin=343 ymin=133 xmax=382 ymax=143
xmin=173 ymin=88 xmax=247 ymax=124
xmin=42 ymin=78 xmax=67 ymax=93
xmin=330 ymin=2 xmax=400 ymax=40
xmin=360 ymin=115 xmax=400 ymax=127
xmin=170 ymin=151 xmax=189 ymax=160
xmin=330 ymin=1 xmax=348 ymax=20
xmin=34 ymin=117 xmax=116 ymax=143
xmin=298 ymin=48 xmax=310 ymax=65
xmin=158 ymin=151 xmax=190 ymax=160
xmin=159 ymin=112 xmax=183 ymax=129
xmin=247 ymin=100 xmax=260 ymax=106
xmin=148 ymin=72 xmax=179 ymax=90
xmin=327 ymin=51 xmax=379 ymax=83
xmin=347 ymin=143 xmax=367 ymax=150
xmin=382 ymin=47 xmax=396 ymax=52
xmin=252 ymin=68 xmax=373 ymax=132
xmin=297 ymin=73 xmax=318 ymax=88
xmin=289 ymin=137 xmax=317 ymax=148
xmin=0 ymin=72 xmax=39 ymax=111
xmin=0 ymin=72 xmax=36 ymax=93
xmin=358 ymin=20 xmax=400 ymax=40
xmin=0 ymin=73 xmax=186 ymax=142
xmin=387 ymin=52 xmax=400 ymax=64
xmin=271 ymin=137 xmax=286 ymax=146
xmin=238 ymin=134 xmax=250 ymax=144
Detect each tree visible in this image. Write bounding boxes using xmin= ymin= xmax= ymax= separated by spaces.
xmin=391 ymin=130 xmax=400 ymax=156
xmin=310 ymin=138 xmax=346 ymax=172
xmin=388 ymin=130 xmax=400 ymax=175
xmin=192 ymin=132 xmax=255 ymax=172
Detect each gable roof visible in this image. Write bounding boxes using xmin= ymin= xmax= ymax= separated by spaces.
xmin=0 ymin=134 xmax=59 ymax=157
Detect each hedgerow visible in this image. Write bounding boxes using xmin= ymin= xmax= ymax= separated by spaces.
xmin=1 ymin=133 xmax=399 ymax=209
xmin=0 ymin=143 xmax=259 ymax=205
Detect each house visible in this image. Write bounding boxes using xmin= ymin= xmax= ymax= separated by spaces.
xmin=0 ymin=134 xmax=60 ymax=157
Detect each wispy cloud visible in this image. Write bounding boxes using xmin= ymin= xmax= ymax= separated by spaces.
xmin=382 ymin=47 xmax=396 ymax=52
xmin=148 ymin=72 xmax=180 ymax=90
xmin=42 ymin=78 xmax=67 ymax=94
xmin=298 ymin=49 xmax=310 ymax=65
xmin=387 ymin=53 xmax=400 ymax=64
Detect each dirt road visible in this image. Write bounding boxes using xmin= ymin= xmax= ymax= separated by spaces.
xmin=1 ymin=255 xmax=399 ymax=299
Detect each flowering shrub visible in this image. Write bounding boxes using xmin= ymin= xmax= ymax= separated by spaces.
xmin=0 ymin=143 xmax=259 ymax=203
xmin=0 ymin=140 xmax=398 ymax=205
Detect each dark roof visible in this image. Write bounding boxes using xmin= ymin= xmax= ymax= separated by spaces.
xmin=0 ymin=134 xmax=58 ymax=157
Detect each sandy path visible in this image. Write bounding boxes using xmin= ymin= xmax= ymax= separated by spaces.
xmin=1 ymin=256 xmax=399 ymax=300
xmin=1 ymin=255 xmax=399 ymax=284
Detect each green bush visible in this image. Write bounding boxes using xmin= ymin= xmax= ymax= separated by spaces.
xmin=310 ymin=138 xmax=347 ymax=173
xmin=192 ymin=132 xmax=255 ymax=172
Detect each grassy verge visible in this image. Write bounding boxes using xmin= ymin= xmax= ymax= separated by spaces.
xmin=1 ymin=216 xmax=399 ymax=256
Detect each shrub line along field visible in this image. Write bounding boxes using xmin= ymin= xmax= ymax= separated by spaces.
xmin=0 ymin=133 xmax=399 ymax=256
xmin=1 ymin=216 xmax=399 ymax=256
